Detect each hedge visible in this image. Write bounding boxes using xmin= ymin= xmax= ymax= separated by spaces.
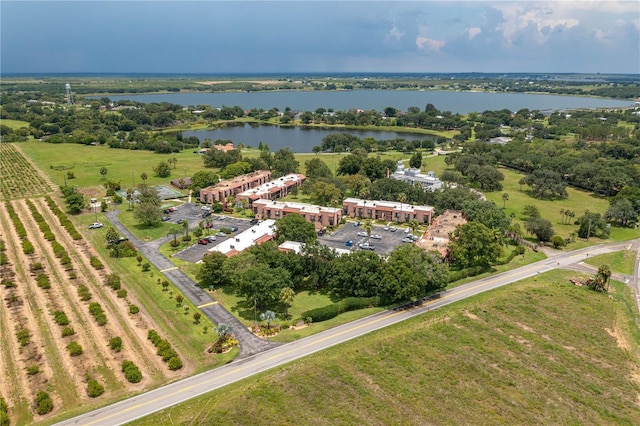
xmin=301 ymin=297 xmax=380 ymax=323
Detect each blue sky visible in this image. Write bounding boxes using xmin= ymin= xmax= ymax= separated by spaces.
xmin=2 ymin=1 xmax=639 ymax=74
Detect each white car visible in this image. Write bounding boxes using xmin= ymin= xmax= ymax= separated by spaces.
xmin=89 ymin=222 xmax=103 ymax=229
xmin=357 ymin=231 xmax=367 ymax=237
xmin=370 ymin=234 xmax=382 ymax=239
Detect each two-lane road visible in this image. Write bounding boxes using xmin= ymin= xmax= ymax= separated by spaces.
xmin=55 ymin=240 xmax=638 ymax=426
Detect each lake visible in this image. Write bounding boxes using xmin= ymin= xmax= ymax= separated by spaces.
xmin=183 ymin=125 xmax=434 ymax=153
xmin=106 ymin=90 xmax=635 ymax=114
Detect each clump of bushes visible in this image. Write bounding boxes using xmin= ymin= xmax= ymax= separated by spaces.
xmin=87 ymin=379 xmax=105 ymax=398
xmin=104 ymin=273 xmax=121 ymax=290
xmin=0 ymin=395 xmax=8 ymax=426
xmin=108 ymin=336 xmax=123 ymax=353
xmin=88 ymin=302 xmax=107 ymax=326
xmin=52 ymin=310 xmax=69 ymax=326
xmin=34 ymin=391 xmax=53 ymax=415
xmin=122 ymin=360 xmax=142 ymax=383
xmin=77 ymin=284 xmax=92 ymax=301
xmin=61 ymin=326 xmax=75 ymax=337
xmin=147 ymin=329 xmax=183 ymax=370
xmin=301 ymin=297 xmax=380 ymax=323
xmin=129 ymin=304 xmax=140 ymax=315
xmin=22 ymin=240 xmax=34 ymax=255
xmin=26 ymin=364 xmax=40 ymax=375
xmin=67 ymin=341 xmax=83 ymax=356
xmin=35 ymin=273 xmax=50 ymax=289
xmin=116 ymin=289 xmax=127 ymax=299
xmin=89 ymin=256 xmax=104 ymax=270
xmin=15 ymin=327 xmax=30 ymax=346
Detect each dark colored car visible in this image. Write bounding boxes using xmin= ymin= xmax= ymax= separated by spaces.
xmin=317 ymin=228 xmax=326 ymax=236
xmin=250 ymin=218 xmax=259 ymax=225
xmin=230 ymin=226 xmax=238 ymax=232
xmin=162 ymin=216 xmax=171 ymax=221
xmin=198 ymin=239 xmax=208 ymax=245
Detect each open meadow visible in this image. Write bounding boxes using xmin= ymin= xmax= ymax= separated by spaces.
xmin=130 ymin=270 xmax=640 ymax=425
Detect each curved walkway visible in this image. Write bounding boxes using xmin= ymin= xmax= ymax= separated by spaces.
xmin=104 ymin=210 xmax=279 ymax=358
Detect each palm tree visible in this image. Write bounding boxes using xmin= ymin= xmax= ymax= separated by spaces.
xmin=560 ymin=209 xmax=565 ymax=224
xmin=598 ymin=264 xmax=612 ymax=292
xmin=167 ymin=228 xmax=181 ymax=246
xmin=279 ymin=287 xmax=295 ymax=319
xmin=140 ymin=172 xmax=148 ymax=184
xmin=100 ymin=167 xmax=108 ymax=180
xmin=363 ymin=219 xmax=373 ymax=236
xmin=502 ymin=193 xmax=509 ymax=209
xmin=409 ymin=219 xmax=420 ymax=234
xmin=215 ymin=323 xmax=232 ymax=339
xmin=260 ymin=310 xmax=276 ymax=331
xmin=171 ymin=157 xmax=178 ymax=169
xmin=518 ymin=177 xmax=526 ymax=191
xmin=182 ymin=219 xmax=189 ymax=239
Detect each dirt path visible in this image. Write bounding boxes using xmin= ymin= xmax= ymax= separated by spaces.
xmin=33 ymin=197 xmax=170 ymax=386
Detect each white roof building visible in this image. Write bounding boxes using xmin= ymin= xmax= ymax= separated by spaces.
xmin=209 ymin=219 xmax=276 ymax=257
xmin=390 ymin=160 xmax=444 ymax=191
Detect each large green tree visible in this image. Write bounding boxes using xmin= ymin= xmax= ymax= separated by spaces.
xmin=133 ymin=185 xmax=162 ymax=226
xmin=197 ymin=251 xmax=230 ymax=290
xmin=448 ymin=222 xmax=503 ymax=268
xmin=275 ymin=214 xmax=317 ymax=244
xmin=524 ymin=217 xmax=555 ymax=242
xmin=329 ymin=250 xmax=385 ymax=297
xmin=153 ymin=161 xmax=171 ymax=178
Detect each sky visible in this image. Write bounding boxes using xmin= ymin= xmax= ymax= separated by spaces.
xmin=1 ymin=1 xmax=639 ymax=74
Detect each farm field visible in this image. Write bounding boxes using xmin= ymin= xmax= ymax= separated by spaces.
xmin=0 ymin=143 xmax=54 ymax=200
xmin=0 ymin=145 xmax=230 ymax=425
xmin=130 ymin=270 xmax=640 ymax=425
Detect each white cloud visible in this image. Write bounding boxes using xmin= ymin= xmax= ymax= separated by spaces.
xmin=416 ymin=36 xmax=445 ymax=51
xmin=466 ymin=27 xmax=482 ymax=40
xmin=494 ymin=3 xmax=581 ymax=46
xmin=385 ymin=24 xmax=405 ymax=44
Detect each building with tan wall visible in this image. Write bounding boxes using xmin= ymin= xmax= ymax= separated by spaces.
xmin=252 ymin=199 xmax=342 ymax=229
xmin=342 ymin=197 xmax=434 ymax=224
xmin=199 ymin=170 xmax=271 ymax=204
xmin=236 ymin=173 xmax=306 ymax=206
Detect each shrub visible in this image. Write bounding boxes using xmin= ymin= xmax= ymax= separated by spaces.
xmin=129 ymin=304 xmax=140 ymax=315
xmin=122 ymin=360 xmax=142 ymax=383
xmin=104 ymin=273 xmax=121 ymax=290
xmin=167 ymin=356 xmax=183 ymax=371
xmin=551 ymin=235 xmax=566 ymax=248
xmin=67 ymin=341 xmax=83 ymax=356
xmin=31 ymin=262 xmax=43 ymax=271
xmin=61 ymin=326 xmax=75 ymax=337
xmin=87 ymin=379 xmax=105 ymax=398
xmin=26 ymin=364 xmax=40 ymax=375
xmin=22 ymin=240 xmax=34 ymax=255
xmin=109 ymin=336 xmax=123 ymax=352
xmin=52 ymin=310 xmax=69 ymax=326
xmin=89 ymin=256 xmax=104 ymax=270
xmin=301 ymin=297 xmax=380 ymax=323
xmin=141 ymin=262 xmax=150 ymax=272
xmin=116 ymin=289 xmax=127 ymax=299
xmin=78 ymin=284 xmax=92 ymax=301
xmin=15 ymin=328 xmax=30 ymax=346
xmin=36 ymin=273 xmax=51 ymax=289
xmin=34 ymin=390 xmax=53 ymax=415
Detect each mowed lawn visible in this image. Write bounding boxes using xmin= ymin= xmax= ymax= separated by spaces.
xmin=130 ymin=271 xmax=640 ymax=425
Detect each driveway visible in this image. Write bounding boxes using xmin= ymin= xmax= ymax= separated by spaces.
xmin=104 ymin=210 xmax=278 ymax=358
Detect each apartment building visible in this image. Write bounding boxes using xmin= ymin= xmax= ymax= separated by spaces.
xmin=342 ymin=197 xmax=434 ymax=224
xmin=252 ymin=199 xmax=342 ymax=229
xmin=236 ymin=173 xmax=306 ymax=206
xmin=199 ymin=170 xmax=271 ymax=204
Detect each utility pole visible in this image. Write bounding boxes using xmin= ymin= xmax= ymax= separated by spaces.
xmin=587 ymin=219 xmax=592 ymax=241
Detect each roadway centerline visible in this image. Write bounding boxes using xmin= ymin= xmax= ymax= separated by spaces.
xmin=197 ymin=301 xmax=218 ymax=308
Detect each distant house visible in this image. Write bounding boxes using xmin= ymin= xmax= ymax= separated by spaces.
xmin=214 ymin=143 xmax=235 ymax=152
xmin=390 ymin=161 xmax=444 ymax=192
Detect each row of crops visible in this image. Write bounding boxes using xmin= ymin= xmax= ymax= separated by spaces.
xmin=0 ymin=143 xmax=52 ymax=200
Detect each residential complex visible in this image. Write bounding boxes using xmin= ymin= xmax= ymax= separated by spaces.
xmin=199 ymin=170 xmax=272 ymax=204
xmin=236 ymin=173 xmax=305 ymax=206
xmin=252 ymin=199 xmax=343 ymax=229
xmin=342 ymin=197 xmax=435 ymax=224
xmin=209 ymin=219 xmax=276 ymax=257
xmin=390 ymin=160 xmax=444 ymax=191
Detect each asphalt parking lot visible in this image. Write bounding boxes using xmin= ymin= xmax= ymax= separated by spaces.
xmin=170 ymin=207 xmax=253 ymax=262
xmin=319 ymin=222 xmax=416 ymax=255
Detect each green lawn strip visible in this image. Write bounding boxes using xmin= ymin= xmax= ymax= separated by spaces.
xmin=1 ymin=119 xmax=30 ymax=129
xmin=129 ymin=270 xmax=640 ymax=426
xmin=86 ymin=230 xmax=229 ymax=373
xmin=583 ymin=250 xmax=637 ymax=275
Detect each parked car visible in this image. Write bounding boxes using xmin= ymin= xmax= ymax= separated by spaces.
xmin=389 ymin=226 xmax=397 ymax=232
xmin=204 ymin=222 xmax=214 ymax=229
xmin=161 ymin=216 xmax=171 ymax=222
xmin=217 ymin=232 xmax=227 ymax=237
xmin=405 ymin=228 xmax=411 ymax=233
xmin=317 ymin=228 xmax=326 ymax=236
xmin=370 ymin=234 xmax=382 ymax=239
xmin=357 ymin=231 xmax=367 ymax=237
xmin=198 ymin=239 xmax=208 ymax=245
xmin=250 ymin=218 xmax=259 ymax=225
xmin=345 ymin=240 xmax=353 ymax=247
xmin=353 ymin=221 xmax=360 ymax=227
xmin=202 ymin=211 xmax=211 ymax=218
xmin=163 ymin=209 xmax=170 ymax=214
xmin=167 ymin=207 xmax=177 ymax=212
xmin=89 ymin=222 xmax=103 ymax=229
xmin=402 ymin=237 xmax=414 ymax=243
xmin=230 ymin=226 xmax=238 ymax=232
xmin=358 ymin=242 xmax=375 ymax=250
xmin=206 ymin=236 xmax=217 ymax=243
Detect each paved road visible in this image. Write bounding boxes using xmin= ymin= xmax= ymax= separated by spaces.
xmin=55 ymin=239 xmax=639 ymax=426
xmin=104 ymin=210 xmax=279 ymax=358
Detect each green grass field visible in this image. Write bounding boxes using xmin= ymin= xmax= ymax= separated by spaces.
xmin=1 ymin=119 xmax=30 ymax=129
xmin=584 ymin=250 xmax=637 ymax=275
xmin=130 ymin=270 xmax=640 ymax=425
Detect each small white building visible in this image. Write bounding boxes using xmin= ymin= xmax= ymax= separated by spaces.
xmin=209 ymin=219 xmax=276 ymax=257
xmin=390 ymin=160 xmax=444 ymax=191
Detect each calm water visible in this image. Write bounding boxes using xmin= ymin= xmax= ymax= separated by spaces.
xmin=183 ymin=125 xmax=433 ymax=153
xmin=107 ymin=90 xmax=635 ymax=114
